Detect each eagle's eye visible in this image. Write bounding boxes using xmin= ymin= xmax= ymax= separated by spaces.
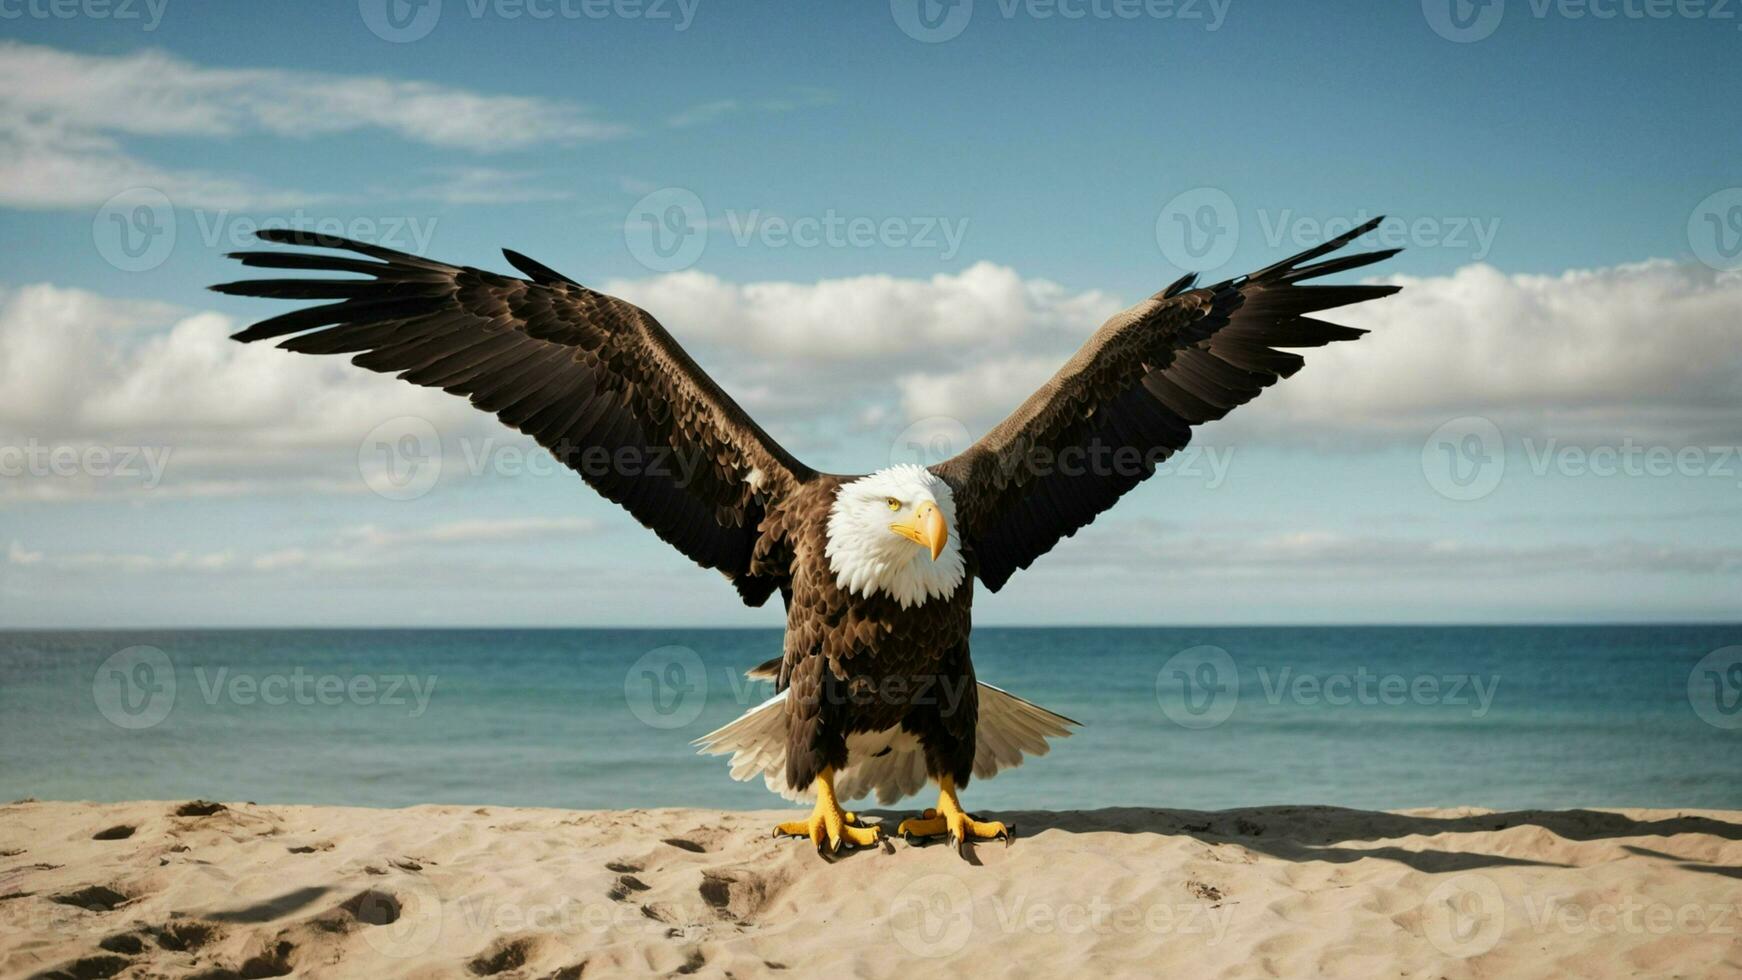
xmin=885 ymin=497 xmax=902 ymax=511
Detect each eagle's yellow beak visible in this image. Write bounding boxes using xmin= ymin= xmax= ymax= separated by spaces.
xmin=890 ymin=501 xmax=948 ymax=561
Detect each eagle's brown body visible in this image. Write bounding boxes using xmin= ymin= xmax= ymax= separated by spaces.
xmin=215 ymin=216 xmax=1401 ymax=850
xmin=775 ymin=476 xmax=978 ymax=794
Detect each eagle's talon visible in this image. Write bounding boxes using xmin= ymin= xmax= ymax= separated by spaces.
xmin=771 ymin=767 xmax=882 ymax=855
xmin=903 ymin=777 xmax=1009 ymax=852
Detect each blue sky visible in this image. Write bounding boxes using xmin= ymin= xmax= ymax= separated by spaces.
xmin=2 ymin=1 xmax=1740 ymax=625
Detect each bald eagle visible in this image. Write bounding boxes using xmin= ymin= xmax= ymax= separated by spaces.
xmin=214 ymin=216 xmax=1399 ymax=855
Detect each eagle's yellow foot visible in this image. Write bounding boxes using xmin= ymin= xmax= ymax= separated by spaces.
xmin=771 ymin=767 xmax=882 ymax=854
xmin=897 ymin=777 xmax=1012 ymax=853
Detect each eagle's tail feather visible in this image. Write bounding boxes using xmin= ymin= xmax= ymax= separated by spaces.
xmin=693 ymin=683 xmax=1078 ymax=806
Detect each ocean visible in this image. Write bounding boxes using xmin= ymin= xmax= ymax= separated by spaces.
xmin=3 ymin=626 xmax=1738 ymax=812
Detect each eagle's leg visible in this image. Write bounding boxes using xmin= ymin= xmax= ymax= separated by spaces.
xmin=897 ymin=775 xmax=1010 ymax=850
xmin=771 ymin=766 xmax=882 ymax=853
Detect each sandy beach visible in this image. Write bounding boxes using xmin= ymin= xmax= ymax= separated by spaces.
xmin=2 ymin=799 xmax=1739 ymax=978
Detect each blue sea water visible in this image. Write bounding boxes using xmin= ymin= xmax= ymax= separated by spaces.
xmin=2 ymin=626 xmax=1738 ymax=812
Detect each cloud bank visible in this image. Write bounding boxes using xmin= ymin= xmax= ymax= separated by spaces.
xmin=0 ymin=41 xmax=625 ymax=209
xmin=5 ymin=258 xmax=1739 ymax=501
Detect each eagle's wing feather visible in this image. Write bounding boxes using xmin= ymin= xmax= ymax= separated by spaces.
xmin=932 ymin=216 xmax=1401 ymax=591
xmin=214 ymin=231 xmax=813 ymax=605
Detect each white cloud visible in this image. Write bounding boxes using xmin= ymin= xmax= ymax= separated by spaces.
xmin=1051 ymin=521 xmax=1742 ymax=578
xmin=880 ymin=260 xmax=1742 ymax=449
xmin=666 ymin=88 xmax=834 ymax=128
xmin=0 ymin=283 xmax=481 ymax=500
xmin=606 ymin=260 xmax=1119 ymax=384
xmin=336 ymin=517 xmax=598 ymax=549
xmin=394 ymin=167 xmax=575 ymax=205
xmin=0 ymin=41 xmax=625 ymax=209
xmin=8 ymin=257 xmax=1739 ymax=503
xmin=8 ymin=517 xmax=599 ymax=576
xmin=1212 ymin=260 xmax=1742 ymax=448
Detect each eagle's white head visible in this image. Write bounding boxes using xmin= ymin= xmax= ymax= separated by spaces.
xmin=825 ymin=464 xmax=965 ymax=608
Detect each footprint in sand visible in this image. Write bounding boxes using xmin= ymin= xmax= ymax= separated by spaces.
xmin=186 ymin=938 xmax=296 ymax=979
xmin=608 ymin=875 xmax=651 ymax=902
xmin=172 ymin=801 xmax=228 ymax=817
xmin=51 ymin=885 xmax=131 ymax=912
xmin=467 ymin=936 xmax=539 ymax=976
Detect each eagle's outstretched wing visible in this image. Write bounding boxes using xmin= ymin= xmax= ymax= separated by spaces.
xmin=213 ymin=231 xmax=812 ymax=606
xmin=931 ymin=216 xmax=1401 ymax=591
